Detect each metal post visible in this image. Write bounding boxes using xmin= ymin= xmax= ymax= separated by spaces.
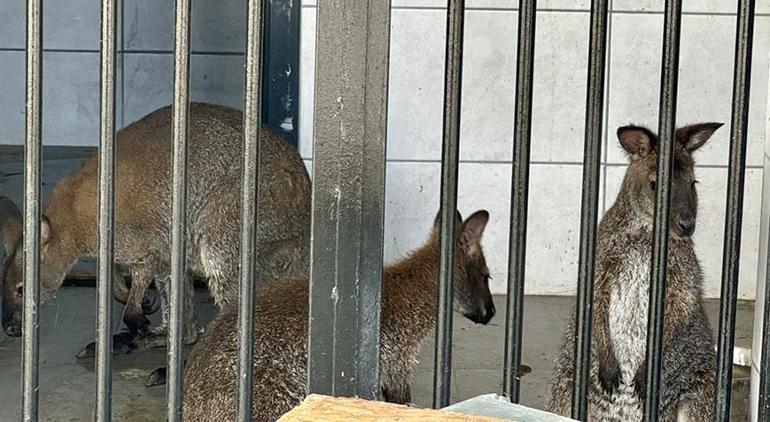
xmin=235 ymin=0 xmax=265 ymax=419
xmin=431 ymin=0 xmax=465 ymax=409
xmin=643 ymin=0 xmax=682 ymax=420
xmin=95 ymin=0 xmax=118 ymax=420
xmin=167 ymin=0 xmax=191 ymax=419
xmin=715 ymin=0 xmax=755 ymax=419
xmin=307 ymin=0 xmax=391 ymax=400
xmin=503 ymin=0 xmax=536 ymax=403
xmin=571 ymin=0 xmax=609 ymax=418
xmin=759 ymin=221 xmax=770 ymax=420
xmin=22 ymin=0 xmax=42 ymax=420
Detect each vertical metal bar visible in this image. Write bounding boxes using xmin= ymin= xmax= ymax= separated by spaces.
xmin=95 ymin=0 xmax=118 ymax=420
xmin=307 ymin=0 xmax=391 ymax=401
xmin=571 ymin=0 xmax=609 ymax=418
xmin=167 ymin=0 xmax=191 ymax=419
xmin=715 ymin=0 xmax=755 ymax=419
xmin=236 ymin=0 xmax=265 ymax=418
xmin=760 ymin=222 xmax=770 ymax=420
xmin=431 ymin=0 xmax=465 ymax=409
xmin=643 ymin=0 xmax=682 ymax=420
xmin=503 ymin=0 xmax=536 ymax=403
xmin=21 ymin=0 xmax=42 ymax=419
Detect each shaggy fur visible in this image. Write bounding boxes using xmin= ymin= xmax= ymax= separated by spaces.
xmin=0 ymin=103 xmax=311 ymax=351
xmin=182 ymin=210 xmax=495 ymax=422
xmin=546 ymin=123 xmax=722 ymax=421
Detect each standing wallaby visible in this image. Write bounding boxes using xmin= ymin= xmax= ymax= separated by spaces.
xmin=546 ymin=123 xmax=723 ymax=421
xmin=0 ymin=103 xmax=311 ymax=355
xmin=182 ymin=210 xmax=495 ymax=422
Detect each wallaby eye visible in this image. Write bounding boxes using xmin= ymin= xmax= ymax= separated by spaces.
xmin=16 ymin=285 xmax=23 ymax=297
xmin=650 ymin=181 xmax=657 ymax=191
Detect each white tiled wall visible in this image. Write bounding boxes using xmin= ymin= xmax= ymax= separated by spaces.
xmin=0 ymin=1 xmax=768 ymax=298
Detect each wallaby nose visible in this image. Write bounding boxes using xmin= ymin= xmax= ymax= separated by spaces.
xmin=678 ymin=218 xmax=695 ymax=236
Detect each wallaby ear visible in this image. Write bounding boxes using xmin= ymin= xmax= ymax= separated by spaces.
xmin=676 ymin=122 xmax=723 ymax=152
xmin=433 ymin=210 xmax=464 ymax=230
xmin=617 ymin=125 xmax=656 ymax=159
xmin=0 ymin=196 xmax=22 ymax=252
xmin=41 ymin=215 xmax=52 ymax=246
xmin=461 ymin=210 xmax=489 ymax=254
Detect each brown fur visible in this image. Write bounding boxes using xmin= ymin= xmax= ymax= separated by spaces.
xmin=182 ymin=210 xmax=495 ymax=422
xmin=546 ymin=123 xmax=722 ymax=421
xmin=0 ymin=103 xmax=311 ymax=350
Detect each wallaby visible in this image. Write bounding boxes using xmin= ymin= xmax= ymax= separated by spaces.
xmin=182 ymin=210 xmax=496 ymax=422
xmin=0 ymin=103 xmax=311 ymax=356
xmin=546 ymin=123 xmax=723 ymax=421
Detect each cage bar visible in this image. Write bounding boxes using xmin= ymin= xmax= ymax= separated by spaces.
xmin=714 ymin=0 xmax=756 ymax=419
xmin=167 ymin=0 xmax=192 ymax=420
xmin=21 ymin=0 xmax=43 ymax=420
xmin=234 ymin=0 xmax=266 ymax=419
xmin=431 ymin=0 xmax=466 ymax=409
xmin=571 ymin=0 xmax=609 ymax=418
xmin=95 ymin=0 xmax=118 ymax=420
xmin=503 ymin=0 xmax=536 ymax=404
xmin=307 ymin=0 xmax=391 ymax=400
xmin=643 ymin=0 xmax=682 ymax=420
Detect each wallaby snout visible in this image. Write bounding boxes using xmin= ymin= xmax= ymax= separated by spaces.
xmin=677 ymin=217 xmax=696 ymax=237
xmin=464 ymin=298 xmax=495 ymax=325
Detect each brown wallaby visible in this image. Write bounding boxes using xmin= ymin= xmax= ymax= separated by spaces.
xmin=182 ymin=209 xmax=495 ymax=421
xmin=0 ymin=103 xmax=311 ymax=357
xmin=546 ymin=123 xmax=723 ymax=421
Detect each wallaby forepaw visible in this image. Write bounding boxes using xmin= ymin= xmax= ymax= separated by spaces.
xmin=598 ymin=362 xmax=621 ymax=394
xmin=75 ymin=331 xmax=136 ymax=360
xmin=145 ymin=367 xmax=167 ymax=387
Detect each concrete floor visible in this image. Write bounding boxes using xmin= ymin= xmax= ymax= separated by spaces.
xmin=0 ymin=289 xmax=755 ymax=421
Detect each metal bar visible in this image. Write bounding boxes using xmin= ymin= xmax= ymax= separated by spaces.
xmin=715 ymin=0 xmax=755 ymax=418
xmin=167 ymin=0 xmax=192 ymax=419
xmin=307 ymin=0 xmax=391 ymax=400
xmin=759 ymin=221 xmax=770 ymax=421
xmin=643 ymin=0 xmax=682 ymax=420
xmin=95 ymin=0 xmax=118 ymax=420
xmin=22 ymin=0 xmax=43 ymax=419
xmin=503 ymin=0 xmax=536 ymax=403
xmin=571 ymin=0 xmax=609 ymax=418
xmin=235 ymin=0 xmax=265 ymax=418
xmin=431 ymin=0 xmax=466 ymax=409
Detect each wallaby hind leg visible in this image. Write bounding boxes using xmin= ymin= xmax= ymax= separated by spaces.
xmin=139 ymin=274 xmax=201 ymax=349
xmin=382 ymin=383 xmax=411 ymax=405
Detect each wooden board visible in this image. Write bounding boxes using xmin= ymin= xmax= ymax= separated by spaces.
xmin=278 ymin=394 xmax=509 ymax=421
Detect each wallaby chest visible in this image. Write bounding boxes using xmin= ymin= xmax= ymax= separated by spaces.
xmin=607 ymin=248 xmax=650 ymax=382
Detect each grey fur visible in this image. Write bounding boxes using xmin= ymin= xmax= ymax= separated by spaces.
xmin=546 ymin=123 xmax=723 ymax=421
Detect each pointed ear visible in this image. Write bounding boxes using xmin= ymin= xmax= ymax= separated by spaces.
xmin=461 ymin=210 xmax=489 ymax=254
xmin=0 ymin=196 xmax=22 ymax=252
xmin=676 ymin=122 xmax=723 ymax=152
xmin=41 ymin=215 xmax=52 ymax=246
xmin=617 ymin=125 xmax=656 ymax=159
xmin=433 ymin=210 xmax=464 ymax=230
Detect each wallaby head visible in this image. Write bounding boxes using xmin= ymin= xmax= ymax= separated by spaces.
xmin=0 ymin=197 xmax=69 ymax=337
xmin=431 ymin=209 xmax=494 ymax=325
xmin=616 ymin=122 xmax=723 ymax=238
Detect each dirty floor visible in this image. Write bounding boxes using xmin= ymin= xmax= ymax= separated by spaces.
xmin=0 ymin=289 xmax=755 ymax=421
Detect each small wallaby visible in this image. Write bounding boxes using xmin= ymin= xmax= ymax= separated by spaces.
xmin=0 ymin=103 xmax=311 ymax=355
xmin=182 ymin=210 xmax=495 ymax=421
xmin=546 ymin=123 xmax=723 ymax=421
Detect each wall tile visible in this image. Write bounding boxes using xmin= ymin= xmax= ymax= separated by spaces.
xmin=613 ymin=0 xmax=770 ymax=14
xmin=299 ymin=6 xmax=316 ymax=160
xmin=0 ymin=0 xmax=123 ymax=50
xmin=605 ymin=164 xmax=762 ymax=299
xmin=124 ymin=0 xmax=247 ymax=52
xmin=607 ymin=14 xmax=769 ymax=167
xmin=0 ymin=51 xmax=125 ymax=147
xmin=123 ymin=53 xmax=244 ymax=126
